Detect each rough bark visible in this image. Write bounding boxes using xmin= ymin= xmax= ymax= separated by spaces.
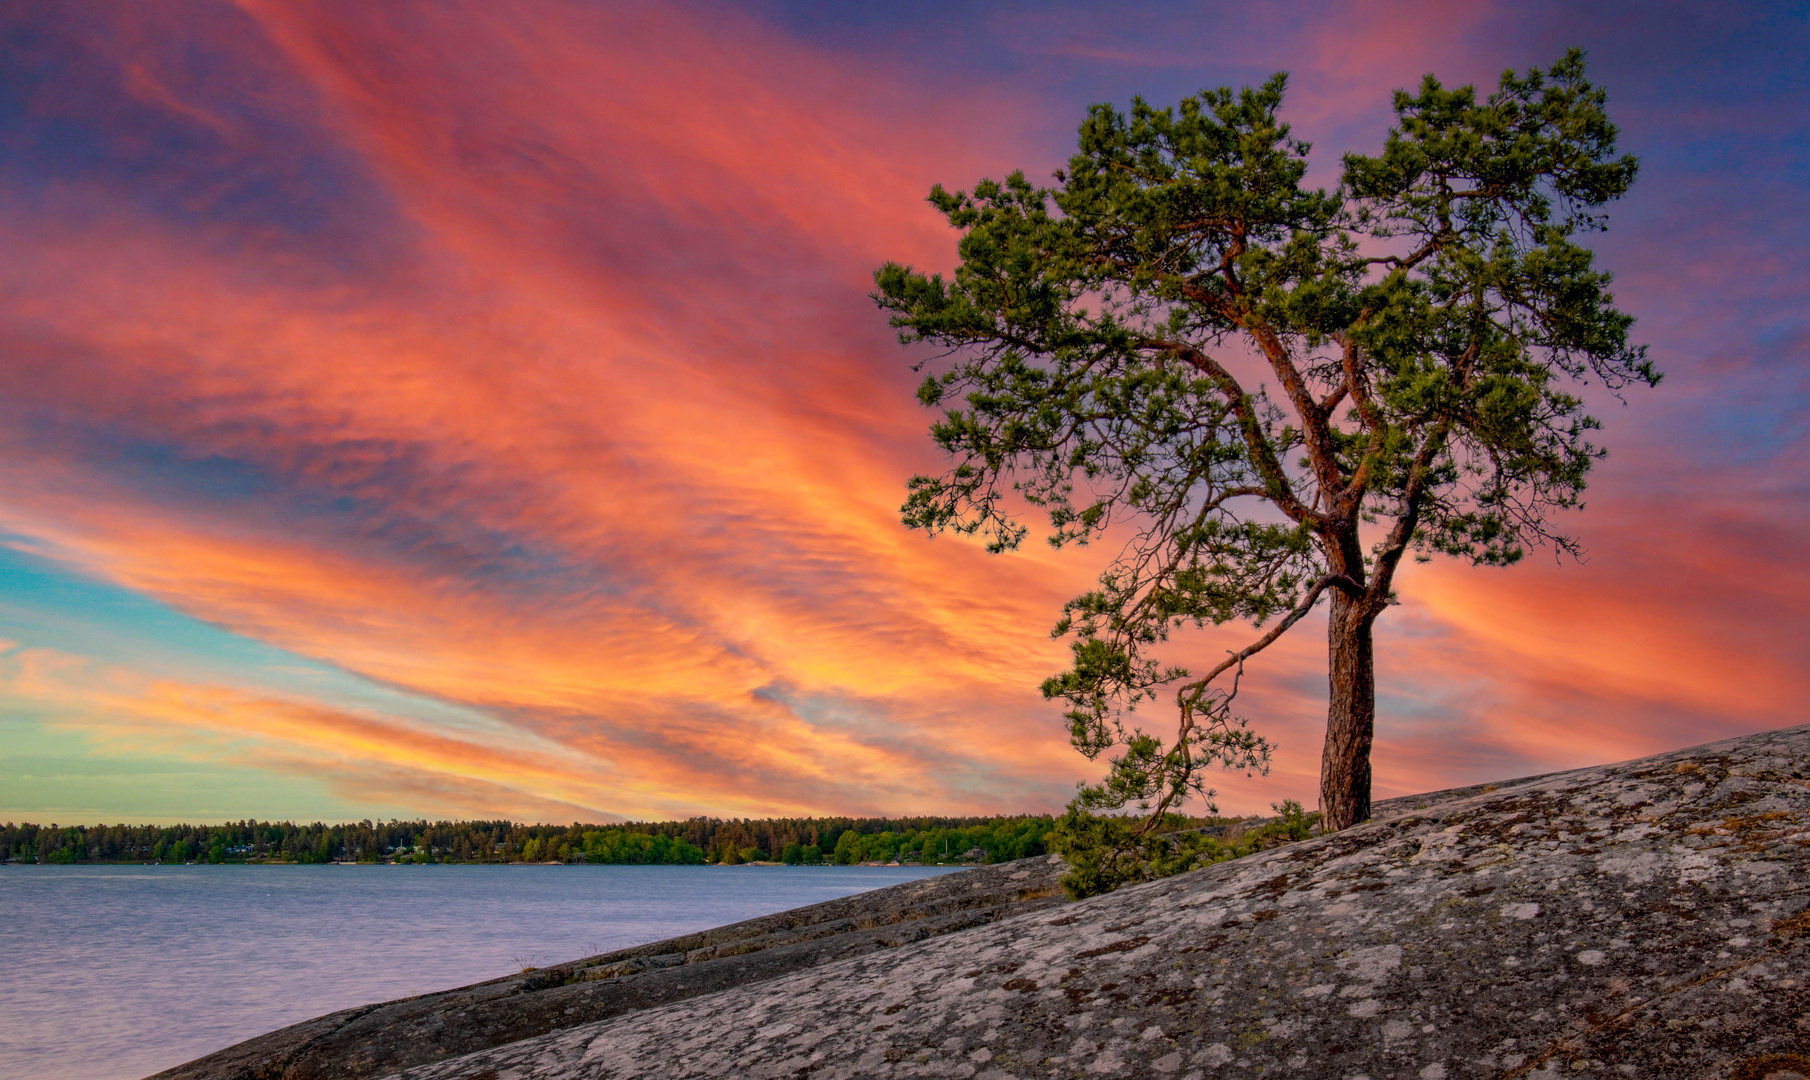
xmin=1320 ymin=589 xmax=1377 ymax=830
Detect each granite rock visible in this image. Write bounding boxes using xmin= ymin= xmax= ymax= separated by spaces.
xmin=378 ymin=724 xmax=1810 ymax=1080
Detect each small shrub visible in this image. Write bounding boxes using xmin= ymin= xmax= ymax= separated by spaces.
xmin=1048 ymin=800 xmax=1317 ymax=900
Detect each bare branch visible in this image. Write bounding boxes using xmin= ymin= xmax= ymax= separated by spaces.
xmin=1134 ymin=570 xmax=1359 ymax=831
xmin=1354 ymin=227 xmax=1453 ymax=272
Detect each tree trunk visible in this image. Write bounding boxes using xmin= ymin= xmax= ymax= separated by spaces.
xmin=1320 ymin=590 xmax=1377 ymax=831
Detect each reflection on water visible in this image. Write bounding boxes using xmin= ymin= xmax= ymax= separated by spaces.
xmin=0 ymin=863 xmax=962 ymax=1080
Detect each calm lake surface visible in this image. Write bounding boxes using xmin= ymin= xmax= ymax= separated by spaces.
xmin=0 ymin=863 xmax=965 ymax=1080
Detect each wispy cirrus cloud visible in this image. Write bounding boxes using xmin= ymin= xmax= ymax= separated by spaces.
xmin=0 ymin=0 xmax=1804 ymax=822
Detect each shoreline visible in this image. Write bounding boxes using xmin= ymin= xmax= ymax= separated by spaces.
xmin=150 ymin=723 xmax=1810 ymax=1080
xmin=1 ymin=858 xmax=982 ymax=868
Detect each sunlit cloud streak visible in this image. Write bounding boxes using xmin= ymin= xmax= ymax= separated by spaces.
xmin=0 ymin=0 xmax=1805 ymax=821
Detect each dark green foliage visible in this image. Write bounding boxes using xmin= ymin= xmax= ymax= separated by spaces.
xmin=578 ymin=829 xmax=708 ymax=865
xmin=1049 ymin=800 xmax=1314 ymax=900
xmin=0 ymin=814 xmax=1056 ymax=866
xmin=875 ymin=51 xmax=1655 ymax=827
xmin=831 ymin=828 xmax=863 ymax=864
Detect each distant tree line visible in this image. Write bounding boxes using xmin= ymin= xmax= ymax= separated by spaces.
xmin=0 ymin=814 xmax=1096 ymax=866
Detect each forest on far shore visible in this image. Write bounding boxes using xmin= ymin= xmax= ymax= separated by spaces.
xmin=0 ymin=813 xmax=1174 ymax=867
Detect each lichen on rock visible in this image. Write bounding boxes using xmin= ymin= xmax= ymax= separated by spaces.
xmin=371 ymin=724 xmax=1810 ymax=1080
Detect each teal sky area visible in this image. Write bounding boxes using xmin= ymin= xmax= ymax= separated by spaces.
xmin=0 ymin=544 xmax=513 ymax=822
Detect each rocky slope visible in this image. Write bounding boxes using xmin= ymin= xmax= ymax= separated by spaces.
xmin=374 ymin=724 xmax=1810 ymax=1080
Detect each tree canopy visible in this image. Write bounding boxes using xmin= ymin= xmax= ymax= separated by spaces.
xmin=875 ymin=50 xmax=1655 ymax=832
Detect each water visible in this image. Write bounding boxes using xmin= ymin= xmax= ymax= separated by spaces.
xmin=0 ymin=863 xmax=965 ymax=1080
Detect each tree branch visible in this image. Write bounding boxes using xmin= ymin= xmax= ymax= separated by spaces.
xmin=1168 ymin=280 xmax=1347 ymax=517
xmin=1354 ymin=229 xmax=1451 ymax=272
xmin=1331 ymin=333 xmax=1385 ymax=432
xmin=1135 ymin=335 xmax=1326 ymax=526
xmin=1367 ymin=418 xmax=1453 ymax=604
xmin=1135 ymin=570 xmax=1360 ymax=831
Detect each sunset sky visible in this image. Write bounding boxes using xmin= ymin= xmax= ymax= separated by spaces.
xmin=1 ymin=1 xmax=1805 ymax=825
